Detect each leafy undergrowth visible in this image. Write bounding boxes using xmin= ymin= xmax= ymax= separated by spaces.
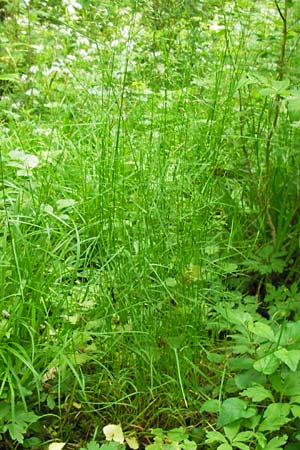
xmin=1 ymin=0 xmax=300 ymax=448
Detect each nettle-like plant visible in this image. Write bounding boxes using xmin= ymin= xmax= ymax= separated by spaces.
xmin=203 ymin=307 xmax=300 ymax=449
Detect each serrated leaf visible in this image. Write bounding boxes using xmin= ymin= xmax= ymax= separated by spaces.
xmin=263 ymin=434 xmax=288 ymax=449
xmin=7 ymin=422 xmax=25 ymax=444
xmin=259 ymin=403 xmax=290 ymax=432
xmin=240 ymin=385 xmax=274 ymax=402
xmin=255 ymin=431 xmax=267 ymax=448
xmin=15 ymin=409 xmax=39 ymax=424
xmin=275 ymin=348 xmax=300 ymax=371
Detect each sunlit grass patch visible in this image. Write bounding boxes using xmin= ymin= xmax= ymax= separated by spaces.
xmin=0 ymin=0 xmax=300 ymax=447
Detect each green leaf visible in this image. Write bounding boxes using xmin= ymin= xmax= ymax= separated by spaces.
xmin=280 ymin=371 xmax=300 ymax=396
xmin=255 ymin=431 xmax=267 ymax=449
xmin=47 ymin=394 xmax=56 ymax=409
xmin=81 ymin=442 xmax=101 ymax=450
xmin=232 ymin=443 xmax=249 ymax=450
xmin=220 ymin=263 xmax=238 ymax=274
xmin=247 ymin=322 xmax=275 ymax=342
xmin=218 ymin=398 xmax=256 ymax=426
xmin=7 ymin=422 xmax=25 ymax=444
xmin=165 ymin=277 xmax=177 ymax=287
xmin=263 ymin=435 xmax=288 ymax=450
xmin=200 ymin=399 xmax=220 ymax=413
xmin=253 ymin=353 xmax=280 ymax=375
xmin=23 ymin=437 xmax=43 ymax=448
xmin=154 ymin=445 xmax=176 ymax=450
xmin=240 ymin=385 xmax=274 ymax=402
xmin=99 ymin=443 xmax=124 ymax=450
xmin=276 ymin=321 xmax=300 ymax=345
xmin=207 ymin=352 xmax=225 ymax=363
xmin=235 ymin=369 xmax=266 ymax=389
xmin=205 ymin=431 xmax=228 ymax=444
xmin=217 ymin=444 xmax=232 ymax=450
xmin=182 ymin=439 xmax=197 ymax=450
xmin=259 ymin=403 xmax=290 ymax=432
xmin=274 ymin=348 xmax=300 ymax=371
xmin=167 ymin=427 xmax=188 ymax=442
xmin=234 ymin=431 xmax=254 ymax=443
xmin=243 ymin=414 xmax=261 ymax=430
xmin=221 ymin=309 xmax=252 ymax=326
xmin=291 ymin=404 xmax=300 ymax=417
xmin=290 ymin=394 xmax=300 ymax=404
xmin=224 ymin=422 xmax=241 ymax=442
xmin=283 ymin=444 xmax=299 ymax=450
xmin=229 ymin=357 xmax=253 ymax=371
xmin=151 ymin=428 xmax=164 ymax=437
xmin=260 ymin=79 xmax=290 ymax=97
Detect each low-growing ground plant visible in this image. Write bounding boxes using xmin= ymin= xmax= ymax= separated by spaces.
xmin=203 ymin=304 xmax=300 ymax=449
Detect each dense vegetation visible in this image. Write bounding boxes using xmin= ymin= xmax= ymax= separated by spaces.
xmin=0 ymin=0 xmax=300 ymax=448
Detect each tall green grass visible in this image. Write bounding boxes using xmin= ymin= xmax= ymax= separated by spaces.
xmin=0 ymin=0 xmax=299 ymax=444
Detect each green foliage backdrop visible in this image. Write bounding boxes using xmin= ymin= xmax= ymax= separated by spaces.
xmin=0 ymin=0 xmax=300 ymax=448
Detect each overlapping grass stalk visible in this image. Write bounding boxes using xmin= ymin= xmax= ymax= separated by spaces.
xmin=0 ymin=0 xmax=299 ymax=446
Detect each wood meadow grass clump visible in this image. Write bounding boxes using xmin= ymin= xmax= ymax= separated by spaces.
xmin=0 ymin=0 xmax=300 ymax=448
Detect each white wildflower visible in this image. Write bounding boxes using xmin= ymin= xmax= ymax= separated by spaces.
xmin=25 ymin=88 xmax=40 ymax=96
xmin=210 ymin=22 xmax=225 ymax=32
xmin=76 ymin=36 xmax=90 ymax=46
xmin=29 ymin=65 xmax=39 ymax=73
xmin=103 ymin=424 xmax=124 ymax=443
